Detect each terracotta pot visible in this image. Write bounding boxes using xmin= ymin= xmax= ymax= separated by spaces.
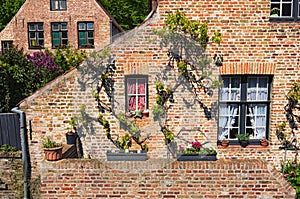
xmin=142 ymin=111 xmax=149 ymax=117
xmin=260 ymin=139 xmax=268 ymax=147
xmin=221 ymin=140 xmax=229 ymax=147
xmin=44 ymin=146 xmax=63 ymax=161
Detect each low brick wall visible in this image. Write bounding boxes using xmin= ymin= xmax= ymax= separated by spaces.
xmin=0 ymin=152 xmax=23 ymax=199
xmin=40 ymin=158 xmax=295 ymax=199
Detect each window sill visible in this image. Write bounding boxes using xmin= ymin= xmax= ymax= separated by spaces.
xmin=218 ymin=145 xmax=269 ymax=149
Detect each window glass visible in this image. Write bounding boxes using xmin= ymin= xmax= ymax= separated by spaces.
xmin=28 ymin=23 xmax=44 ymax=48
xmin=78 ymin=22 xmax=94 ymax=48
xmin=218 ymin=76 xmax=270 ymax=142
xmin=126 ymin=76 xmax=148 ymax=111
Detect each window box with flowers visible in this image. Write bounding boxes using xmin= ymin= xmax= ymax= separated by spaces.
xmin=176 ymin=141 xmax=217 ymax=161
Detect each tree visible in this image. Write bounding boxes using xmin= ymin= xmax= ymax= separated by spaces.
xmin=0 ymin=0 xmax=25 ymax=31
xmin=98 ymin=0 xmax=148 ymax=30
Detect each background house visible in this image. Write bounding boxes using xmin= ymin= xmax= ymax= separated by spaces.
xmin=0 ymin=0 xmax=123 ymax=54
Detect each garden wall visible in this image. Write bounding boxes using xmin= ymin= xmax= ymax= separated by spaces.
xmin=0 ymin=152 xmax=23 ymax=199
xmin=40 ymin=158 xmax=295 ymax=199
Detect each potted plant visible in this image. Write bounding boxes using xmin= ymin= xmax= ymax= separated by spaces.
xmin=260 ymin=138 xmax=269 ymax=147
xmin=66 ymin=116 xmax=77 ymax=145
xmin=236 ymin=134 xmax=249 ymax=148
xmin=270 ymin=7 xmax=280 ymax=17
xmin=177 ymin=141 xmax=217 ymax=161
xmin=43 ymin=137 xmax=63 ymax=161
xmin=220 ymin=139 xmax=229 ymax=147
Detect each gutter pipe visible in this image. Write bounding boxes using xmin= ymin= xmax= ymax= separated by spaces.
xmin=11 ymin=107 xmax=31 ymax=199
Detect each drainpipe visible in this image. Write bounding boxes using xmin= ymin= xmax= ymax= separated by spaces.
xmin=110 ymin=19 xmax=113 ymax=43
xmin=11 ymin=107 xmax=31 ymax=199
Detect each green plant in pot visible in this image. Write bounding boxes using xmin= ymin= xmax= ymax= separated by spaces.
xmin=43 ymin=137 xmax=63 ymax=161
xmin=66 ymin=116 xmax=77 ymax=145
xmin=236 ymin=134 xmax=249 ymax=148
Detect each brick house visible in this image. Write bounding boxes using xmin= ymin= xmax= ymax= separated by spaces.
xmin=0 ymin=0 xmax=123 ymax=54
xmin=14 ymin=0 xmax=300 ymax=197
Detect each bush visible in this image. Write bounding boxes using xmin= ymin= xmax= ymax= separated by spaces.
xmin=282 ymin=160 xmax=300 ymax=198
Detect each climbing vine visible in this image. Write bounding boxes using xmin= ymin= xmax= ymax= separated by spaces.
xmin=154 ymin=10 xmax=222 ymax=151
xmin=92 ymin=50 xmax=149 ymax=151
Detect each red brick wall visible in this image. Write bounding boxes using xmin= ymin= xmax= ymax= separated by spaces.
xmin=40 ymin=159 xmax=295 ymax=198
xmin=18 ymin=0 xmax=300 ymax=177
xmin=0 ymin=0 xmax=113 ymax=53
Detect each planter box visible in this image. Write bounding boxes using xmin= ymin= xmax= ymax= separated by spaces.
xmin=106 ymin=150 xmax=148 ymax=161
xmin=176 ymin=153 xmax=217 ymax=161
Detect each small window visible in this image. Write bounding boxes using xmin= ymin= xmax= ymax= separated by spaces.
xmin=270 ymin=0 xmax=300 ymax=21
xmin=218 ymin=76 xmax=271 ymax=145
xmin=125 ymin=75 xmax=148 ymax=111
xmin=1 ymin=41 xmax=13 ymax=54
xmin=78 ymin=22 xmax=94 ymax=48
xmin=28 ymin=23 xmax=44 ymax=49
xmin=50 ymin=0 xmax=67 ymax=11
xmin=51 ymin=22 xmax=68 ymax=48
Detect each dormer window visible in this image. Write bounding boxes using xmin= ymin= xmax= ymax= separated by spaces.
xmin=270 ymin=0 xmax=300 ymax=21
xmin=50 ymin=0 xmax=67 ymax=11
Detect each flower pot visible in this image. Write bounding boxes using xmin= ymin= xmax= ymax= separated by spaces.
xmin=176 ymin=153 xmax=217 ymax=161
xmin=260 ymin=139 xmax=268 ymax=147
xmin=142 ymin=111 xmax=149 ymax=117
xmin=106 ymin=150 xmax=148 ymax=161
xmin=239 ymin=140 xmax=248 ymax=148
xmin=221 ymin=140 xmax=229 ymax=147
xmin=44 ymin=146 xmax=63 ymax=161
xmin=66 ymin=132 xmax=77 ymax=145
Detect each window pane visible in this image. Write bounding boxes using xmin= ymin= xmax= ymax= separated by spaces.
xmin=246 ymin=104 xmax=267 ymax=139
xmin=79 ymin=32 xmax=86 ymax=39
xmin=220 ymin=77 xmax=240 ymax=101
xmin=78 ymin=23 xmax=86 ymax=30
xmin=29 ymin=24 xmax=36 ymax=31
xmin=38 ymin=32 xmax=44 ymax=38
xmin=60 ymin=0 xmax=66 ymax=9
xmin=88 ymin=31 xmax=94 ymax=37
xmin=218 ymin=104 xmax=240 ymax=140
xmin=52 ymin=23 xmax=59 ymax=31
xmin=138 ymin=96 xmax=146 ymax=110
xmin=87 ymin=23 xmax=94 ymax=30
xmin=61 ymin=23 xmax=67 ymax=30
xmin=127 ymin=79 xmax=136 ymax=94
xmin=87 ymin=39 xmax=94 ymax=45
xmin=37 ymin=24 xmax=43 ymax=31
xmin=138 ymin=79 xmax=146 ymax=94
xmin=62 ymin=32 xmax=68 ymax=38
xmin=282 ymin=3 xmax=292 ymax=16
xmin=52 ymin=32 xmax=59 ymax=40
xmin=79 ymin=39 xmax=86 ymax=45
xmin=128 ymin=96 xmax=136 ymax=111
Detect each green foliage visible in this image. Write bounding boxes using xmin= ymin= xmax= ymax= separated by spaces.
xmin=152 ymin=105 xmax=165 ymax=118
xmin=98 ymin=0 xmax=148 ymax=30
xmin=52 ymin=46 xmax=87 ymax=71
xmin=236 ymin=134 xmax=250 ymax=141
xmin=165 ymin=9 xmax=221 ymax=48
xmin=0 ymin=0 xmax=25 ymax=31
xmin=43 ymin=137 xmax=61 ymax=149
xmin=0 ymin=144 xmax=16 ymax=152
xmin=0 ymin=46 xmax=38 ymax=112
xmin=0 ymin=45 xmax=86 ymax=113
xmin=282 ymin=160 xmax=300 ymax=198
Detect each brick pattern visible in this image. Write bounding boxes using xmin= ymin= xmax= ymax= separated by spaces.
xmin=17 ymin=0 xmax=300 ymax=183
xmin=40 ymin=158 xmax=295 ymax=198
xmin=0 ymin=152 xmax=23 ymax=198
xmin=0 ymin=0 xmax=121 ymax=53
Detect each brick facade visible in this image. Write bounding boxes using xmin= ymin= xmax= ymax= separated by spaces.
xmin=0 ymin=0 xmax=123 ymax=54
xmin=16 ymin=0 xmax=300 ymax=195
xmin=40 ymin=159 xmax=295 ymax=198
